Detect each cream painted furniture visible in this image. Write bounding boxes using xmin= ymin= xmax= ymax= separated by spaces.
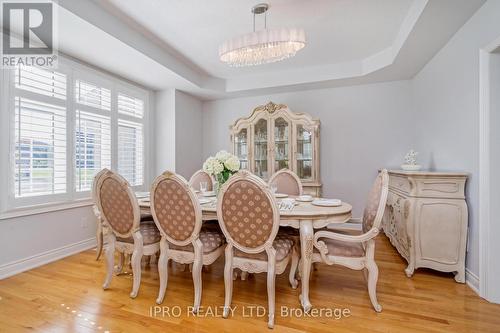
xmin=151 ymin=171 xmax=225 ymax=310
xmin=96 ymin=169 xmax=161 ymax=298
xmin=313 ymin=170 xmax=389 ymax=312
xmin=217 ymin=171 xmax=299 ymax=328
xmin=92 ymin=169 xmax=108 ymax=261
xmin=138 ymin=182 xmax=352 ymax=312
xmin=382 ymin=170 xmax=468 ymax=282
xmin=268 ymin=168 xmax=303 ymax=196
xmin=230 ymin=102 xmax=321 ymax=196
xmin=189 ymin=169 xmax=214 ymax=192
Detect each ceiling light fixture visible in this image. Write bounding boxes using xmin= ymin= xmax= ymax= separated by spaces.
xmin=219 ymin=3 xmax=306 ymax=67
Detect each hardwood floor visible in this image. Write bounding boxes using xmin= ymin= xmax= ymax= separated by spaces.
xmin=1 ymin=234 xmax=499 ymax=333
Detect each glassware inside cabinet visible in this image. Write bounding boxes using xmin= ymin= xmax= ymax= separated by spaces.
xmin=254 ymin=118 xmax=268 ymax=178
xmin=234 ymin=128 xmax=248 ymax=170
xmin=296 ymin=125 xmax=312 ymax=180
xmin=274 ymin=117 xmax=289 ymax=172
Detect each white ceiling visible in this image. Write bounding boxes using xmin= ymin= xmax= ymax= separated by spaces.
xmin=56 ymin=0 xmax=486 ymax=99
xmin=102 ymin=0 xmax=414 ymax=79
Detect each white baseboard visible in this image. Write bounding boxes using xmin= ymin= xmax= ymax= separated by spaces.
xmin=0 ymin=238 xmax=96 ymax=280
xmin=328 ymin=217 xmax=362 ymax=231
xmin=466 ymin=268 xmax=480 ymax=295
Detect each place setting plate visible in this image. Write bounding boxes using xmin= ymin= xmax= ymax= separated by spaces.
xmin=198 ymin=198 xmax=213 ymax=205
xmin=202 ymin=191 xmax=216 ymax=197
xmin=296 ymin=195 xmax=314 ymax=202
xmin=311 ymin=198 xmax=342 ymax=207
xmin=274 ymin=193 xmax=289 ymax=198
xmin=135 ymin=191 xmax=150 ymax=199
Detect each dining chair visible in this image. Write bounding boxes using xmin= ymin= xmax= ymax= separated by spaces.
xmin=312 ymin=169 xmax=389 ymax=312
xmin=268 ymin=168 xmax=303 ymax=196
xmin=96 ymin=169 xmax=161 ymax=298
xmin=217 ymin=170 xmax=299 ymax=329
xmin=189 ymin=169 xmax=213 ymax=192
xmin=92 ymin=169 xmax=108 ymax=261
xmin=150 ymin=171 xmax=225 ymax=311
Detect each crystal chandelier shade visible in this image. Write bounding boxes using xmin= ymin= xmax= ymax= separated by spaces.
xmin=219 ymin=4 xmax=306 ymax=67
xmin=219 ymin=28 xmax=306 ymax=67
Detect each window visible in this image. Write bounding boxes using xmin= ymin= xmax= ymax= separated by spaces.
xmin=3 ymin=59 xmax=149 ymax=211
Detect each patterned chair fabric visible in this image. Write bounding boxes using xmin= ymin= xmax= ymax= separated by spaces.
xmin=362 ymin=172 xmax=384 ymax=233
xmin=189 ymin=170 xmax=213 ymax=191
xmin=168 ymin=230 xmax=225 ymax=254
xmin=116 ymin=221 xmax=161 ymax=245
xmin=99 ymin=176 xmax=135 ymax=235
xmin=314 ymin=238 xmax=365 ymax=257
xmin=269 ymin=170 xmax=302 ymax=196
xmin=221 ymin=179 xmax=275 ymax=249
xmin=153 ymin=177 xmax=197 ymax=242
xmin=234 ymin=235 xmax=293 ymax=261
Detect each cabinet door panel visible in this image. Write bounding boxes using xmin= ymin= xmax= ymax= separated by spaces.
xmin=416 ymin=201 xmax=463 ymax=264
xmin=233 ymin=128 xmax=248 ymax=170
xmin=273 ymin=117 xmax=290 ymax=172
xmin=253 ymin=118 xmax=269 ymax=179
xmin=296 ymin=124 xmax=313 ymax=180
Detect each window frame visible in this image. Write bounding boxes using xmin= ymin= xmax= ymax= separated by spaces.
xmin=0 ymin=56 xmax=151 ymax=217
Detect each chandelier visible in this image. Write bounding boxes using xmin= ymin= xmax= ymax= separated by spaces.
xmin=219 ymin=3 xmax=306 ymax=67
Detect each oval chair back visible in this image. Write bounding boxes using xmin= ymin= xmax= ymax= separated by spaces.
xmin=95 ymin=169 xmax=140 ymax=238
xmin=217 ymin=170 xmax=280 ymax=254
xmin=189 ymin=169 xmax=213 ymax=192
xmin=362 ymin=169 xmax=389 ymax=234
xmin=150 ymin=171 xmax=202 ymax=246
xmin=268 ymin=169 xmax=303 ymax=196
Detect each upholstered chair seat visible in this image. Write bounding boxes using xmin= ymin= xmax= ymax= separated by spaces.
xmin=116 ymin=222 xmax=161 ymax=245
xmin=313 ymin=238 xmax=365 ymax=257
xmin=167 ymin=230 xmax=225 ymax=254
xmin=234 ymin=236 xmax=294 ymax=261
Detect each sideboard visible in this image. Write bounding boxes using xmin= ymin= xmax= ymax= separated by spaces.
xmin=382 ymin=170 xmax=468 ymax=283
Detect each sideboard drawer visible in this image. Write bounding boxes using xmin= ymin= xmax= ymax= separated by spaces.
xmin=389 ymin=175 xmax=411 ymax=194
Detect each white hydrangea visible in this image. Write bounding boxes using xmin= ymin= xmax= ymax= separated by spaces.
xmin=203 ymin=156 xmax=223 ymax=175
xmin=215 ymin=150 xmax=232 ymax=162
xmin=224 ymin=155 xmax=240 ymax=172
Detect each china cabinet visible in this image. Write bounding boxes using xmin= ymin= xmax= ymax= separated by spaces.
xmin=230 ymin=102 xmax=321 ymax=196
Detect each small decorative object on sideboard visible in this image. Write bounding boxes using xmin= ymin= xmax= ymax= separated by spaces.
xmin=401 ymin=149 xmax=422 ymax=171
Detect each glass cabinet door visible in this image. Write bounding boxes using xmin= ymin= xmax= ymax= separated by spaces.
xmin=274 ymin=117 xmax=290 ymax=172
xmin=254 ymin=118 xmax=269 ymax=178
xmin=296 ymin=125 xmax=313 ymax=180
xmin=233 ymin=128 xmax=248 ymax=170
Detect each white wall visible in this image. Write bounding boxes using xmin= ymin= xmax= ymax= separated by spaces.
xmin=202 ymin=80 xmax=415 ymax=218
xmin=0 ymin=207 xmax=96 ymax=278
xmin=412 ymin=0 xmax=500 ymax=278
xmin=155 ymin=89 xmax=176 ymax=174
xmin=175 ymin=90 xmax=203 ymax=179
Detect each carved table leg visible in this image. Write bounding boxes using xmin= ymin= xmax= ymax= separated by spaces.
xmin=454 ymin=269 xmax=465 ymax=283
xmin=299 ymin=220 xmax=313 ymax=313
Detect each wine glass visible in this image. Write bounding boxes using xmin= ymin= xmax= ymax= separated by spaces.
xmin=270 ymin=184 xmax=278 ymax=194
xmin=200 ymin=181 xmax=208 ymax=193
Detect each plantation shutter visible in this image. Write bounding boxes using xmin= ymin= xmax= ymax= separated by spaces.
xmin=117 ymin=119 xmax=144 ymax=186
xmin=13 ymin=66 xmax=67 ymax=197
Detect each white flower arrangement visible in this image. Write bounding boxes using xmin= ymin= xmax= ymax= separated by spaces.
xmin=203 ymin=150 xmax=240 ymax=188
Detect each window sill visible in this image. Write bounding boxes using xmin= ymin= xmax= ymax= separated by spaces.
xmin=0 ymin=199 xmax=94 ymax=220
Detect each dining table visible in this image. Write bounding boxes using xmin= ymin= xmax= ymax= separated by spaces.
xmin=138 ymin=193 xmax=352 ymax=312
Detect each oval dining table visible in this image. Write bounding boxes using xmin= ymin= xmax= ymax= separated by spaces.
xmin=138 ymin=195 xmax=352 ymax=312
